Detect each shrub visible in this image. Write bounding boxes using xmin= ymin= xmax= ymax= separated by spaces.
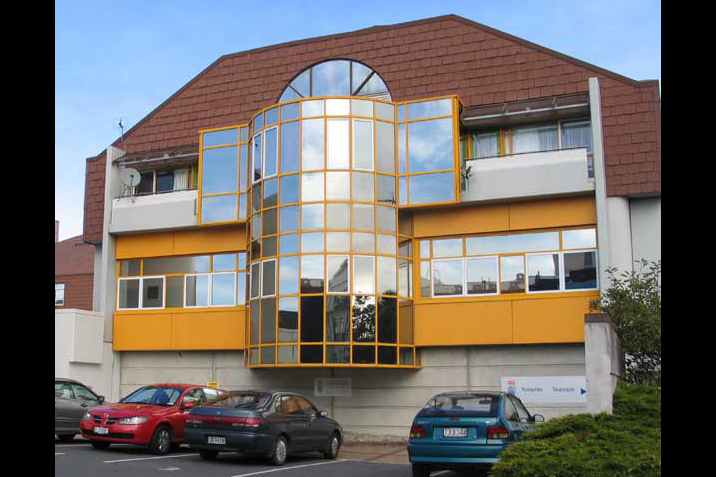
xmin=489 ymin=383 xmax=660 ymax=477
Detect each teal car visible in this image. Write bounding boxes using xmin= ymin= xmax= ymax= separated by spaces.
xmin=407 ymin=391 xmax=544 ymax=477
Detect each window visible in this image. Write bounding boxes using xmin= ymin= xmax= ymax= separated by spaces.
xmin=279 ymin=60 xmax=391 ymax=102
xmin=55 ymin=284 xmax=65 ymax=306
xmin=132 ymin=166 xmax=197 ymax=196
xmin=118 ymin=276 xmax=165 ymax=310
xmin=512 ymin=124 xmax=558 ymax=154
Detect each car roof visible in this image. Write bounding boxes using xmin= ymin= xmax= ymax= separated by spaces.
xmin=55 ymin=377 xmax=84 ymax=385
xmin=433 ymin=390 xmax=510 ymax=398
xmin=143 ymin=383 xmax=203 ymax=390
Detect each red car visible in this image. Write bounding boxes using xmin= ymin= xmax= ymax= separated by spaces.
xmin=80 ymin=384 xmax=225 ymax=454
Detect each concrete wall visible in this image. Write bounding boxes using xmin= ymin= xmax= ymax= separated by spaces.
xmin=110 ymin=190 xmax=197 ymax=234
xmin=584 ymin=314 xmax=622 ymax=414
xmin=630 ymin=197 xmax=661 ymax=264
xmin=120 ymin=343 xmax=585 ymax=438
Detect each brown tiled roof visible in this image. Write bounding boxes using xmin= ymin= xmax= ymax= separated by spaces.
xmin=55 ymin=235 xmax=95 ymax=276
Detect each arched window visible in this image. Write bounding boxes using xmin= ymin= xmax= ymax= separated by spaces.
xmin=279 ymin=59 xmax=390 ymax=102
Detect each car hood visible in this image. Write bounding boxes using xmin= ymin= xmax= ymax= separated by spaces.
xmin=89 ymin=403 xmax=174 ymax=417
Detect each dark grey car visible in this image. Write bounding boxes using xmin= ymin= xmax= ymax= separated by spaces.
xmin=55 ymin=378 xmax=105 ymax=442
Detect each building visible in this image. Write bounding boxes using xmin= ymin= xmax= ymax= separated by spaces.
xmin=81 ymin=15 xmax=660 ymax=437
xmin=55 ymin=230 xmax=95 ymax=311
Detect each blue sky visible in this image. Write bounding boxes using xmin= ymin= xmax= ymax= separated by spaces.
xmin=55 ymin=0 xmax=661 ymax=241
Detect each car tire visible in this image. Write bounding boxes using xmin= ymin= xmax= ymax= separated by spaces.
xmin=149 ymin=424 xmax=173 ymax=455
xmin=57 ymin=434 xmax=76 ymax=443
xmin=323 ymin=432 xmax=340 ymax=459
xmin=269 ymin=436 xmax=288 ymax=466
xmin=90 ymin=441 xmax=111 ymax=450
xmin=411 ymin=463 xmax=431 ymax=477
xmin=199 ymin=450 xmax=219 ymax=461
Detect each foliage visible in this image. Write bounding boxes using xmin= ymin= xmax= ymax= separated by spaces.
xmin=589 ymin=260 xmax=661 ymax=386
xmin=489 ymin=382 xmax=661 ymax=477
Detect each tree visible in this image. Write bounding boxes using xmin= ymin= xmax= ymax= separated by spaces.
xmin=590 ymin=260 xmax=661 ymax=386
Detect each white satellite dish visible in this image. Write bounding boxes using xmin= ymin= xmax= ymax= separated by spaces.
xmin=120 ymin=168 xmax=141 ymax=187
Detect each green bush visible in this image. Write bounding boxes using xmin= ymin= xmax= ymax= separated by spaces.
xmin=489 ymin=383 xmax=660 ymax=477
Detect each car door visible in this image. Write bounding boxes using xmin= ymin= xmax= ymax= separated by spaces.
xmin=276 ymin=395 xmax=311 ymax=452
xmin=501 ymin=395 xmax=524 ymax=441
xmin=511 ymin=396 xmax=536 ymax=434
xmin=55 ymin=381 xmax=84 ymax=432
xmin=69 ymin=382 xmax=102 ymax=422
xmin=294 ymin=395 xmax=330 ymax=450
xmin=174 ymin=388 xmax=206 ymax=439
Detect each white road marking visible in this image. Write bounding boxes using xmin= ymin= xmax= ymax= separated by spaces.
xmin=158 ymin=467 xmax=181 ymax=471
xmin=104 ymin=454 xmax=199 ymax=463
xmin=55 ymin=444 xmax=93 ymax=448
xmin=432 ymin=472 xmax=451 ymax=476
xmin=231 ymin=459 xmax=348 ymax=476
xmin=55 ymin=453 xmax=66 ymax=456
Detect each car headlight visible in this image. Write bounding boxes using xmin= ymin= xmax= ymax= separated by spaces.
xmin=83 ymin=412 xmax=91 ymax=421
xmin=118 ymin=416 xmax=149 ymax=425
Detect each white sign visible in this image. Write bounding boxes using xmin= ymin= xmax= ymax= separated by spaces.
xmin=314 ymin=378 xmax=352 ymax=397
xmin=501 ymin=376 xmax=586 ymax=404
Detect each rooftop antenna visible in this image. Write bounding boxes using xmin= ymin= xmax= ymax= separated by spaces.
xmin=114 ymin=117 xmax=127 ymax=150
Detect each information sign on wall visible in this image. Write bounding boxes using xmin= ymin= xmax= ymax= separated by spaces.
xmin=501 ymin=376 xmax=586 ymax=404
xmin=314 ymin=378 xmax=352 ymax=397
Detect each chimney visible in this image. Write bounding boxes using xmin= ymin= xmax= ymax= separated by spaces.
xmin=55 ymin=220 xmax=59 ymax=243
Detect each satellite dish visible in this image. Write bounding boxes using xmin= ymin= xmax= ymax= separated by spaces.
xmin=120 ymin=168 xmax=141 ymax=187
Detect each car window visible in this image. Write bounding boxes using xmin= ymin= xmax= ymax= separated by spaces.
xmin=122 ymin=387 xmax=184 ymax=406
xmin=203 ymin=388 xmax=220 ymax=401
xmin=277 ymin=395 xmax=303 ymax=415
xmin=183 ymin=388 xmax=206 ymax=405
xmin=511 ymin=396 xmax=531 ymax=421
xmin=205 ymin=392 xmax=270 ymax=409
xmin=420 ymin=394 xmax=498 ymax=417
xmin=294 ymin=396 xmax=317 ymax=415
xmin=502 ymin=395 xmax=519 ymax=421
xmin=55 ymin=381 xmax=75 ymax=400
xmin=70 ymin=383 xmax=99 ymax=401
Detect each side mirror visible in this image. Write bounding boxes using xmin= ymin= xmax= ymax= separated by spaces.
xmin=319 ymin=411 xmax=328 ymax=418
xmin=181 ymin=401 xmax=196 ymax=411
xmin=97 ymin=395 xmax=105 ymax=404
xmin=532 ymin=414 xmax=545 ymax=422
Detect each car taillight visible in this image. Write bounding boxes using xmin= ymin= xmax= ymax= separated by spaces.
xmin=231 ymin=417 xmax=263 ymax=428
xmin=409 ymin=425 xmax=426 ymax=438
xmin=487 ymin=426 xmax=510 ymax=439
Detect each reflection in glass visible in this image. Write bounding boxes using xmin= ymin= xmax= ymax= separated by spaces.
xmin=378 ymin=346 xmax=397 ymax=364
xmin=466 ymin=232 xmax=560 ymax=255
xmin=466 ymin=258 xmax=498 ymax=295
xmin=376 ymin=121 xmax=395 ymax=173
xmin=250 ymin=263 xmax=260 ymax=298
xmin=420 ymin=261 xmax=431 ymax=297
xmin=262 ymin=260 xmax=276 ymax=296
xmin=377 ymin=256 xmax=397 ymax=295
xmin=301 ymin=172 xmax=324 ymax=202
xmin=376 ymin=206 xmax=396 ymax=233
xmin=261 ymin=298 xmax=276 ymax=343
xmin=399 ymin=177 xmax=407 ymax=205
xmin=500 ymin=256 xmax=525 ymax=294
xmin=300 ymin=255 xmax=324 ymax=293
xmin=120 ymin=259 xmax=141 ymax=277
xmin=166 ymin=276 xmax=183 ymax=308
xmin=433 ymin=238 xmax=462 ymax=257
xmin=204 ymin=128 xmax=237 ymax=147
xmin=377 ymin=234 xmax=396 ymax=255
xmin=302 ymin=118 xmax=324 ymax=170
xmin=353 ymin=120 xmax=373 ymax=170
xmin=301 ymin=232 xmax=324 ymax=253
xmin=409 ymin=172 xmax=454 ymax=204
xmin=564 ymin=251 xmax=597 ymax=289
xmin=353 ymin=232 xmax=374 ymax=254
xmin=201 ymin=194 xmax=237 ymax=223
xmin=144 ymin=255 xmax=210 ymax=275
xmin=352 ymin=172 xmax=374 ymax=202
xmin=353 ymin=256 xmax=374 ymax=294
xmin=562 ymin=229 xmax=597 ymax=249
xmin=326 ymin=345 xmax=349 ymax=363
xmin=377 ymin=175 xmax=396 ymax=204
xmin=239 ymin=145 xmax=247 ymax=190
xmin=352 ymin=99 xmax=373 ymax=117
xmin=279 ymin=234 xmax=298 ymax=255
xmin=281 ymin=102 xmax=300 ymax=121
xmin=326 ymin=171 xmax=350 ymax=200
xmin=251 ymin=214 xmax=261 ymax=240
xmin=407 ymin=98 xmax=452 ymax=119
xmin=265 ymin=107 xmax=279 ymax=126
xmin=352 ymin=295 xmax=375 ymax=342
xmin=185 ymin=275 xmax=208 ymax=307
xmin=301 ymin=345 xmax=323 ymax=363
xmin=280 ymin=122 xmax=300 ymax=174
xmin=408 ymin=118 xmax=454 ymax=173
xmin=326 ymin=99 xmax=350 ymax=116
xmin=262 ymin=208 xmax=277 ymax=236
xmin=312 ymin=60 xmax=350 ymax=96
xmin=202 ymin=146 xmax=237 ymax=195
xmin=278 ymin=346 xmax=298 ymax=364
xmin=212 ymin=273 xmax=236 ymax=306
xmin=326 ymin=296 xmax=350 ymax=342
xmin=527 ymin=254 xmax=560 ymax=292
xmin=326 ymin=232 xmax=350 ymax=252
xmin=432 ymin=259 xmax=463 ymax=296
xmin=352 ymin=345 xmax=375 ymax=364
xmin=352 ymin=204 xmax=374 ymax=230
xmin=301 ymin=204 xmax=324 ymax=230
xmin=250 ymin=300 xmax=259 ymax=344
xmin=237 ymin=273 xmax=246 ymax=305
xmin=327 ymin=256 xmax=349 ymax=293
xmin=264 ymin=127 xmax=278 ymax=177
xmin=279 ymin=174 xmax=299 ymax=204
xmin=252 ymin=184 xmax=262 ymax=212
xmin=300 ymin=296 xmax=324 ymax=342
xmin=118 ymin=279 xmax=140 ymax=308
xmin=398 ymin=124 xmax=407 ymax=173
xmin=279 ymin=206 xmax=298 ymax=232
xmin=400 ymin=347 xmax=414 ymax=365
xmin=239 ymin=194 xmax=246 ymax=220
xmin=375 ymin=102 xmax=394 ymax=121
xmin=261 ymin=346 xmax=275 ymax=364
xmin=252 ymin=133 xmax=262 ymax=182
xmin=326 ymin=203 xmax=350 ymax=229
xmin=254 ymin=113 xmax=263 ymax=131
xmin=398 ymin=259 xmax=412 ymax=297
xmin=327 ymin=119 xmax=349 ymax=169
xmin=278 ymin=297 xmax=298 ymax=342
xmin=278 ymin=256 xmax=299 ymax=295
xmin=263 ymin=178 xmax=278 ymax=208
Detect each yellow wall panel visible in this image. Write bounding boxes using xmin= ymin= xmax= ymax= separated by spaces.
xmin=116 ymin=233 xmax=174 ymax=259
xmin=508 ymin=196 xmax=596 ymax=231
xmin=413 ymin=204 xmax=509 ymax=238
xmin=512 ymin=295 xmax=596 ymax=344
xmin=414 ymin=301 xmax=513 ymax=346
xmin=172 ymin=310 xmax=245 ymax=350
xmin=116 ymin=225 xmax=246 ymax=259
xmin=113 ymin=314 xmax=173 ymax=350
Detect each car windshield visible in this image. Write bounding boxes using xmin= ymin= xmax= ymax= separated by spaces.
xmin=420 ymin=394 xmax=499 ymax=417
xmin=203 ymin=392 xmax=271 ymax=409
xmin=122 ymin=387 xmax=184 ymax=406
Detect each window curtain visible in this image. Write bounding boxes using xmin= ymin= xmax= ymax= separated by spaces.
xmin=473 ymin=132 xmax=500 ymax=158
xmin=561 ymin=122 xmax=592 ymax=152
xmin=512 ymin=125 xmax=557 ymax=154
xmin=173 ymin=168 xmax=188 ymax=190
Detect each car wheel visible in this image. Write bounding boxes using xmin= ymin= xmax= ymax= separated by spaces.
xmin=411 ymin=463 xmax=431 ymax=477
xmin=199 ymin=450 xmax=218 ymax=461
xmin=90 ymin=441 xmax=111 ymax=450
xmin=323 ymin=432 xmax=340 ymax=459
xmin=269 ymin=436 xmax=288 ymax=466
xmin=57 ymin=434 xmax=75 ymax=443
xmin=149 ymin=424 xmax=173 ymax=455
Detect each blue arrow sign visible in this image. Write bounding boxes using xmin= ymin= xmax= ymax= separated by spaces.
xmin=581 ymin=388 xmax=586 ymax=395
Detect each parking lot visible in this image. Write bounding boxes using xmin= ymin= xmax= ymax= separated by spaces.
xmin=55 ymin=437 xmax=464 ymax=477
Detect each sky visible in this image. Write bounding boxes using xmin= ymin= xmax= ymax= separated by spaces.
xmin=55 ymin=0 xmax=661 ymax=242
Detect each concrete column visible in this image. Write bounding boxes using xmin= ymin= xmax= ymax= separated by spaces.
xmin=607 ymin=196 xmax=633 ymax=273
xmin=584 ymin=313 xmax=622 ymax=414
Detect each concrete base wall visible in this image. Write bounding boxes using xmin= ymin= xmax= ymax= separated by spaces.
xmin=120 ymin=344 xmax=586 ymax=438
xmin=630 ymin=197 xmax=661 ymax=264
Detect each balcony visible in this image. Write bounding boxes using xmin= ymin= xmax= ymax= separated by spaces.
xmin=110 ymin=189 xmax=197 ymax=234
xmin=461 ymin=147 xmax=594 ymax=204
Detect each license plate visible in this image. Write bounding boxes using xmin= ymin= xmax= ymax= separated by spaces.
xmin=207 ymin=436 xmax=226 ymax=445
xmin=443 ymin=427 xmax=468 ymax=437
xmin=94 ymin=427 xmax=109 ymax=435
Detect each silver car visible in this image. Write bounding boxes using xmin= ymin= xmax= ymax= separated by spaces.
xmin=55 ymin=378 xmax=105 ymax=442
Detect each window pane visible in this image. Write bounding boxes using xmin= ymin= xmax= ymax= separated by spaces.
xmin=353 ymin=232 xmax=375 ymax=254
xmin=352 ymin=295 xmax=375 ymax=342
xmin=264 ymin=128 xmax=278 ymax=177
xmin=142 ymin=278 xmax=163 ymax=308
xmin=186 ymin=275 xmax=209 ymax=306
xmin=278 ymin=297 xmax=298 ymax=342
xmin=213 ymin=253 xmax=236 ymax=271
xmin=527 ymin=254 xmax=560 ymax=292
xmin=432 ymin=259 xmax=463 ymax=296
xmin=327 ymin=119 xmax=349 ymax=169
xmin=561 ymin=121 xmax=592 ymax=153
xmin=562 ymin=229 xmax=597 ymax=249
xmin=279 ymin=174 xmax=299 ymax=204
xmin=280 ymin=122 xmax=300 ymax=174
xmin=265 ymin=107 xmax=279 ymax=126
xmin=407 ymin=98 xmax=452 ymax=119
xmin=398 ymin=259 xmax=412 ymax=296
xmin=398 ymin=124 xmax=407 ymax=174
xmin=351 ymin=99 xmax=373 ymax=117
xmin=261 ymin=346 xmax=275 ymax=364
xmin=326 ymin=345 xmax=349 ymax=363
xmin=281 ymin=103 xmax=300 ymax=121
xmin=433 ymin=238 xmax=462 ymax=258
xmin=377 ymin=175 xmax=396 ymax=204
xmin=378 ymin=346 xmax=397 ymax=364
xmin=400 ymin=347 xmax=414 ymax=365
xmin=326 ymin=171 xmax=350 ymax=200
xmin=278 ymin=256 xmax=299 ymax=295
xmin=252 ymin=134 xmax=262 ymax=182
xmin=327 ymin=256 xmax=349 ymax=293
xmin=300 ymin=296 xmax=324 ymax=342
xmin=420 ymin=261 xmax=431 ymax=297
xmin=409 ymin=172 xmax=454 ymax=204
xmin=165 ymin=276 xmax=183 ymax=307
xmin=202 ymin=195 xmax=237 ymax=223
xmin=250 ymin=263 xmax=261 ymax=299
xmin=312 ymin=60 xmax=350 ymax=96
xmin=472 ymin=132 xmax=499 ymax=158
xmin=326 ymin=99 xmax=350 ymax=116
xmin=326 ymin=232 xmax=350 ymax=252
xmin=512 ymin=125 xmax=558 ymax=154
xmin=466 ymin=258 xmax=498 ymax=295
xmin=399 ymin=177 xmax=407 ymax=205
xmin=326 ymin=203 xmax=350 ymax=229
xmin=353 ymin=256 xmax=374 ymax=294
xmin=407 ymin=118 xmax=454 ymax=173
xmin=301 ymin=255 xmax=324 ymax=293
xmin=352 ymin=345 xmax=375 ymax=364
xmin=263 ymin=178 xmax=278 ymax=208
xmin=326 ymin=296 xmax=350 ymax=342
xmin=239 ymin=145 xmax=247 ymax=191
xmin=500 ymin=256 xmax=525 ymax=294
xmin=120 ymin=259 xmax=141 ymax=276
xmin=377 ymin=234 xmax=396 ymax=255
xmin=277 ymin=345 xmax=297 ymax=364
xmin=237 ymin=273 xmax=246 ymax=305
xmin=204 ymin=128 xmax=237 ymax=147
xmin=137 ymin=171 xmax=154 ymax=195
xmin=254 ymin=113 xmax=263 ymax=131
xmin=279 ymin=234 xmax=299 ymax=255
xmin=378 ymin=297 xmax=397 ymax=343
xmin=377 ymin=256 xmax=397 ymax=295
xmin=156 ymin=171 xmax=174 ymax=193
xmin=202 ymin=146 xmax=237 ymax=195
xmin=142 ymin=256 xmax=207 ymax=275
xmin=564 ymin=251 xmax=598 ymax=289
xmin=466 ymin=232 xmax=560 ymax=255
xmin=261 ymin=298 xmax=276 ymax=343
xmin=376 ymin=121 xmax=395 ymax=173
xmin=376 ymin=206 xmax=396 ymax=233
xmin=262 ymin=208 xmax=277 ymax=236
xmin=302 ymin=118 xmax=324 ymax=170
xmin=252 ymin=184 xmax=262 ymax=213
xmin=352 ymin=172 xmax=374 ymax=202
xmin=353 ymin=120 xmax=373 ymax=170
xmin=301 ymin=172 xmax=324 ymax=202
xmin=375 ymin=102 xmax=394 ymax=121
xmin=302 ymin=99 xmax=324 ymax=116
xmin=250 ymin=301 xmax=259 ymax=345
xmin=212 ymin=273 xmax=236 ymax=305
xmin=301 ymin=204 xmax=324 ymax=230
xmin=352 ymin=204 xmax=374 ymax=230
xmin=301 ymin=345 xmax=323 ymax=363
xmin=118 ymin=279 xmax=140 ymax=308
xmin=262 ymin=261 xmax=276 ymax=296
xmin=279 ymin=205 xmax=298 ymax=232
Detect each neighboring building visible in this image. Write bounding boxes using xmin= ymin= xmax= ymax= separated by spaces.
xmin=55 ymin=233 xmax=95 ymax=310
xmin=82 ymin=15 xmax=660 ymax=436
